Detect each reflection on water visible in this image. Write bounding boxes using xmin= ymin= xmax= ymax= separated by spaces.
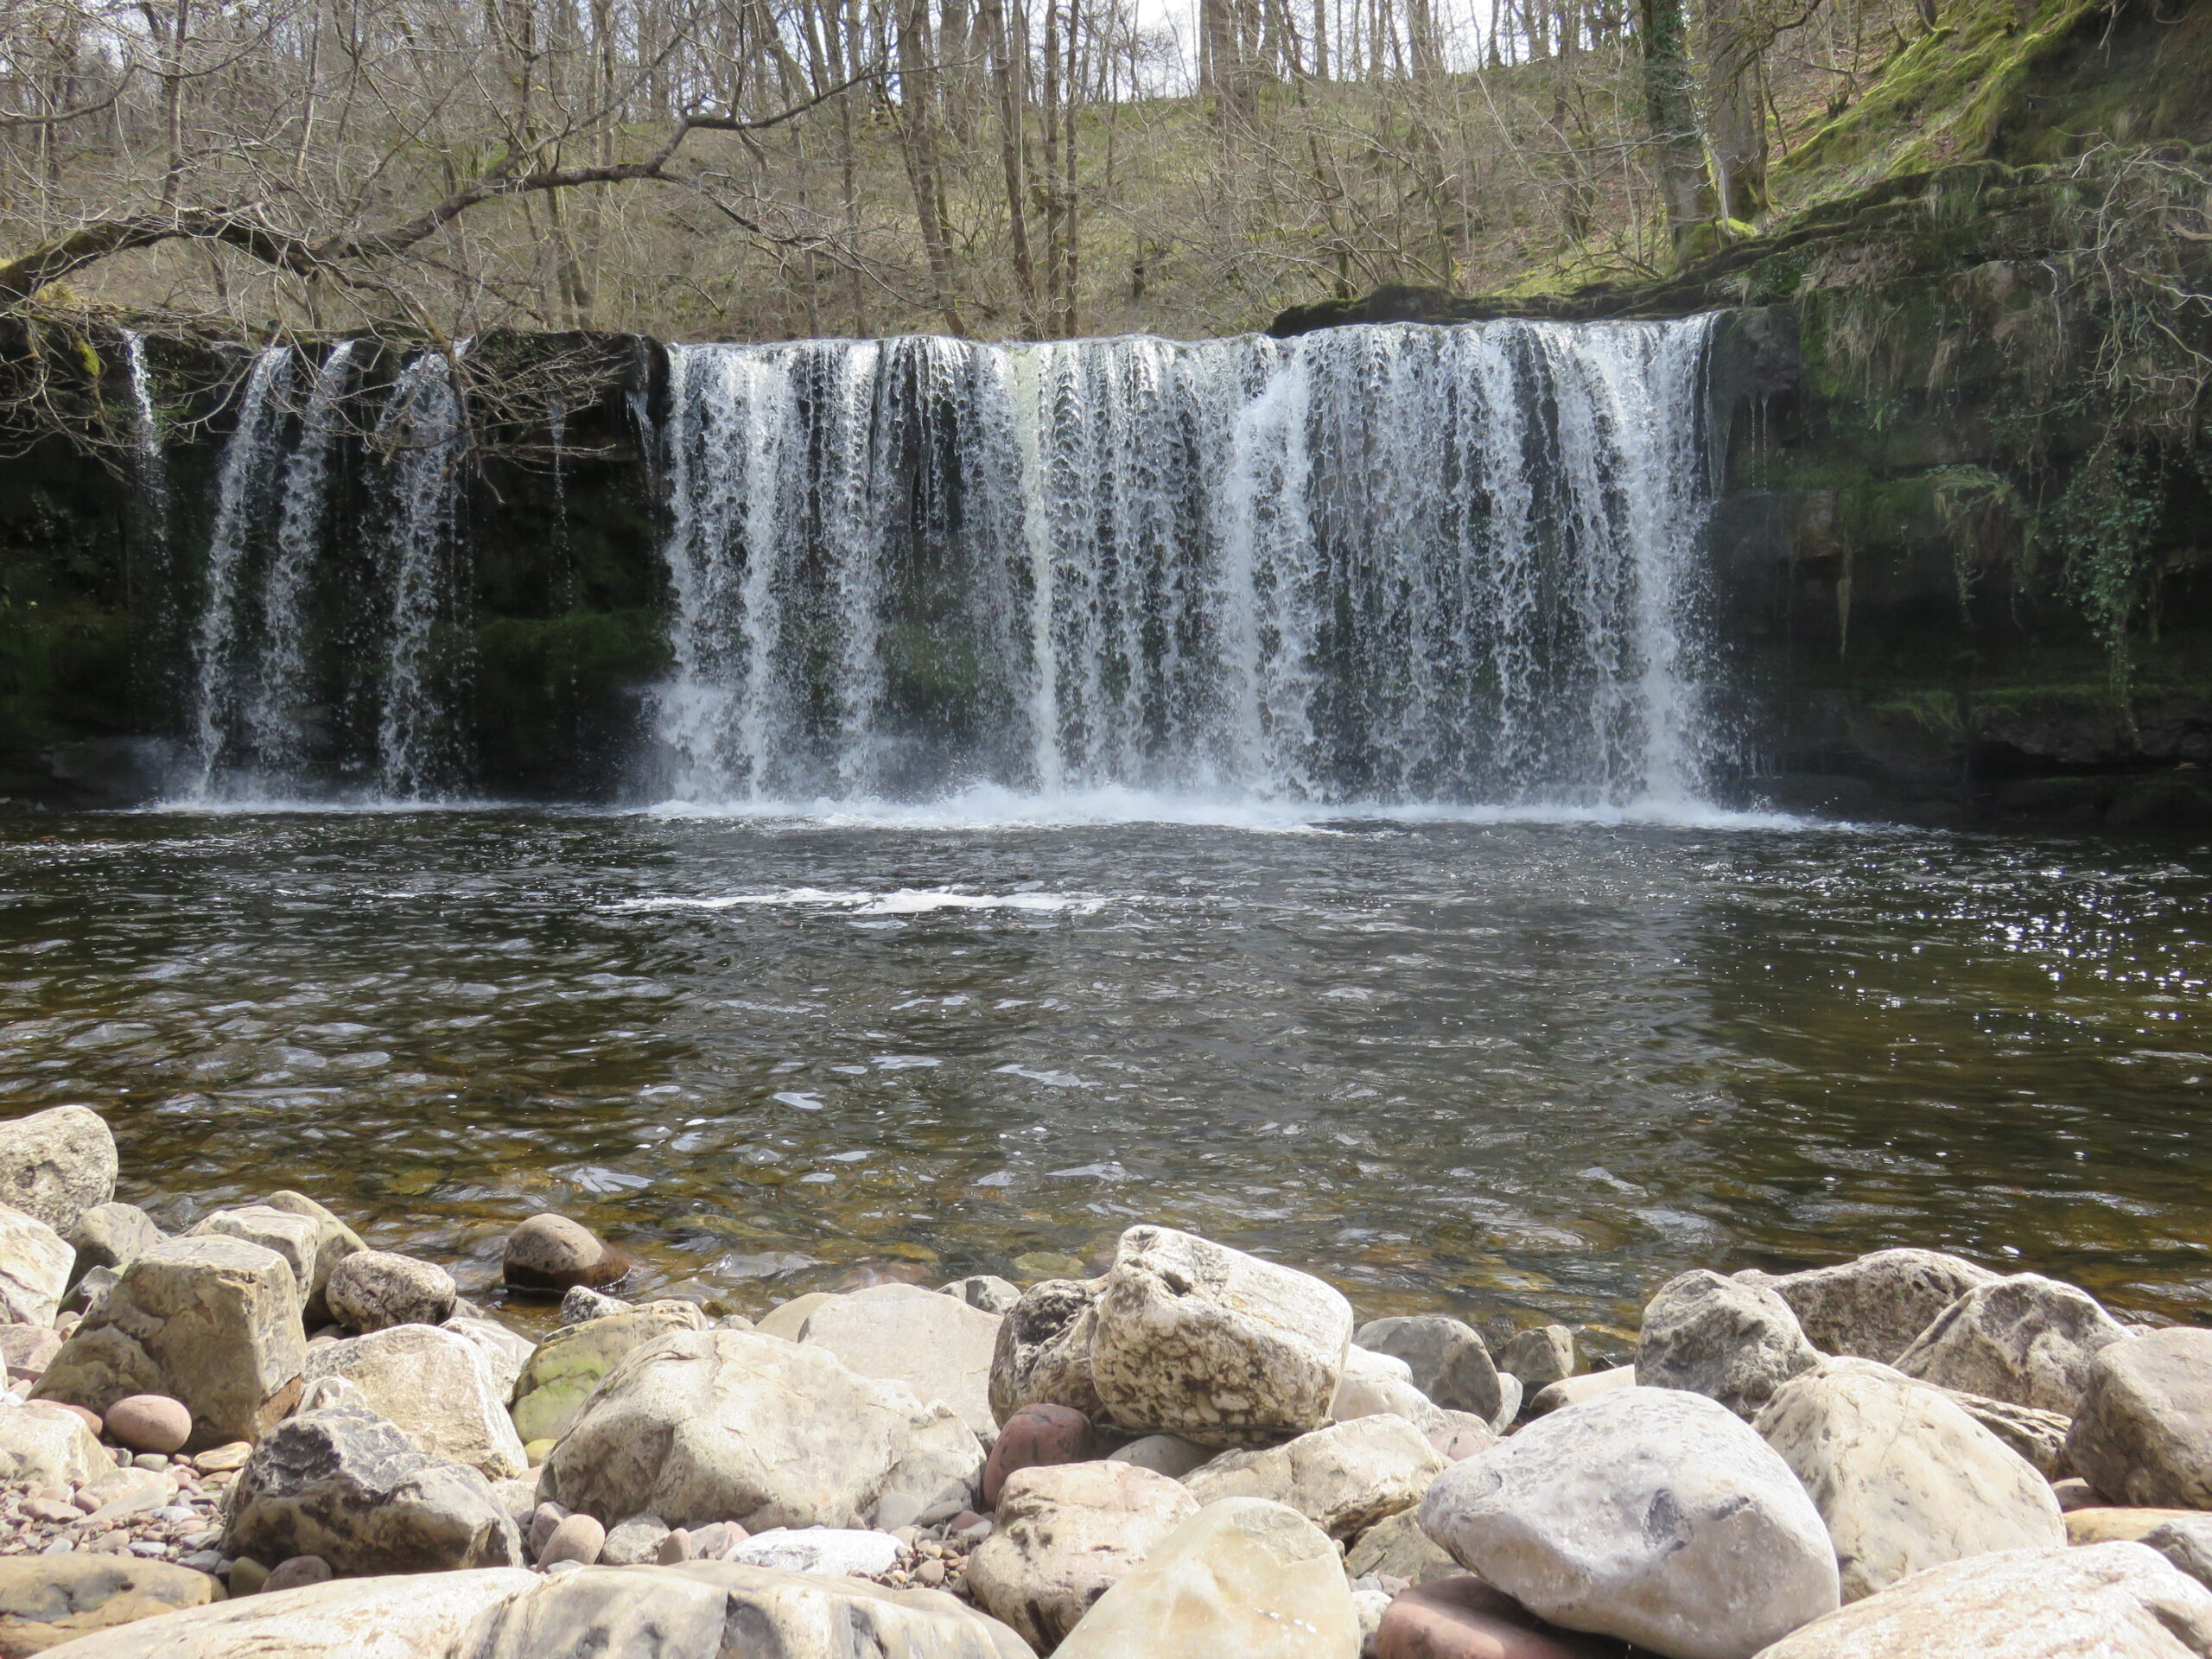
xmin=3 ymin=806 xmax=2209 ymax=1339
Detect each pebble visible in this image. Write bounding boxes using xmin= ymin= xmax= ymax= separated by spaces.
xmin=264 ymin=1554 xmax=335 ymax=1592
xmin=105 ymin=1394 xmax=192 ymax=1455
xmin=537 ymin=1513 xmax=607 ymax=1567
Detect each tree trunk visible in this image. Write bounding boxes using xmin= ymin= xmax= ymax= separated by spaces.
xmin=1638 ymin=0 xmax=1712 ymax=246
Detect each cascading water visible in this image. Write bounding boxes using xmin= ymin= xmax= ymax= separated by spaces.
xmin=118 ymin=330 xmax=171 ymax=562
xmin=652 ymin=316 xmax=1721 ymax=810
xmin=372 ymin=346 xmax=469 ymax=799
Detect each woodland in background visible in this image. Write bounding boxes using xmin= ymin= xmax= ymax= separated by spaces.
xmin=0 ymin=0 xmax=1942 ymax=341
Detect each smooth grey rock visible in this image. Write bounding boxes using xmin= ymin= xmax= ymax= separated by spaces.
xmin=1755 ymin=1357 xmax=2065 ymax=1601
xmin=0 ymin=1106 xmax=116 ymax=1238
xmin=965 ymin=1460 xmax=1198 ymax=1650
xmin=1489 ymin=1374 xmax=1522 ymax=1433
xmin=1894 ymin=1273 xmax=2133 ymax=1414
xmin=1329 ymin=1344 xmax=1440 ymax=1429
xmin=0 ymin=1203 xmax=74 ymax=1326
xmin=1184 ymin=1414 xmax=1448 ymax=1541
xmin=70 ymin=1202 xmax=162 ymax=1279
xmin=539 ymin=1327 xmax=982 ymax=1532
xmin=190 ymin=1206 xmax=322 ymax=1316
xmin=1756 ymin=1541 xmax=2212 ymax=1659
xmin=1492 ymin=1325 xmax=1574 ymax=1391
xmin=1343 ymin=1508 xmax=1461 ymax=1585
xmin=302 ymin=1322 xmax=528 ymax=1478
xmin=798 ymin=1283 xmax=1003 ymax=1440
xmin=601 ymin=1514 xmax=672 ymax=1566
xmin=1108 ymin=1433 xmax=1213 ymax=1478
xmin=988 ymin=1278 xmax=1106 ymax=1425
xmin=223 ymin=1404 xmax=525 ymax=1576
xmin=1353 ymin=1316 xmax=1502 ymax=1421
xmin=1090 ymin=1226 xmax=1352 ymax=1447
xmin=941 ymin=1275 xmax=1020 ymax=1314
xmin=1636 ymin=1268 xmax=1820 ymax=1421
xmin=1734 ymin=1249 xmax=2000 ymax=1363
xmin=1418 ymin=1384 xmax=1839 ymax=1659
xmin=260 ymin=1191 xmax=368 ymax=1325
xmin=1527 ymin=1363 xmax=1633 ymax=1417
xmin=325 ymin=1250 xmax=456 ymax=1332
xmin=2069 ymin=1326 xmax=2212 ymax=1510
xmin=452 ymin=1560 xmax=1033 ymax=1659
xmin=559 ymin=1285 xmax=626 ymax=1326
xmin=35 ymin=1235 xmax=305 ymax=1449
xmin=509 ymin=1300 xmax=709 ymax=1446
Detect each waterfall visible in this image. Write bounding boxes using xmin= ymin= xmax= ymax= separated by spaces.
xmin=118 ymin=331 xmax=171 ymax=560
xmin=372 ymin=347 xmax=469 ymax=799
xmin=653 ymin=316 xmax=1721 ymax=809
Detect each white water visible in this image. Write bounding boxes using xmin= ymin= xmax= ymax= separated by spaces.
xmin=118 ymin=331 xmax=171 ymax=562
xmin=373 ymin=347 xmax=469 ymax=798
xmin=652 ymin=318 xmax=1721 ymax=812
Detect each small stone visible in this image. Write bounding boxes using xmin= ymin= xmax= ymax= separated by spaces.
xmin=941 ymin=1275 xmax=1020 ymax=1313
xmin=262 ymin=1553 xmax=334 ymax=1592
xmin=105 ymin=1393 xmax=192 ymax=1454
xmin=964 ymin=1461 xmax=1198 ymax=1649
xmin=0 ymin=1405 xmax=108 ymax=1486
xmin=1108 ymin=1433 xmax=1213 ymax=1478
xmin=1427 ymin=1412 xmax=1497 ymax=1462
xmin=1345 ymin=1508 xmax=1463 ymax=1586
xmin=2066 ymin=1507 xmax=2202 ymax=1546
xmin=527 ymin=1501 xmax=569 ymax=1559
xmin=503 ymin=1213 xmax=630 ymax=1294
xmin=1490 ymin=1374 xmax=1522 ymax=1433
xmin=655 ymin=1527 xmax=697 ymax=1564
xmin=982 ymin=1402 xmax=1091 ymax=1507
xmin=69 ymin=1202 xmax=163 ymax=1276
xmin=1527 ymin=1365 xmax=1634 ymax=1417
xmin=1376 ymin=1576 xmax=1627 ymax=1659
xmin=323 ymin=1249 xmax=455 ymax=1332
xmin=558 ymin=1284 xmax=626 ymax=1325
xmin=192 ymin=1440 xmax=252 ymax=1474
xmin=1185 ymin=1414 xmax=1452 ymax=1541
xmin=227 ymin=1556 xmax=269 ymax=1595
xmin=1493 ymin=1325 xmax=1576 ymax=1392
xmin=537 ymin=1512 xmax=606 ymax=1567
xmin=917 ymin=1556 xmax=947 ymax=1586
xmin=524 ymin=1438 xmax=554 ymax=1466
xmin=2050 ymin=1477 xmax=2104 ymax=1511
xmin=600 ymin=1513 xmax=671 ymax=1565
xmin=1637 ymin=1269 xmax=1820 ymax=1421
xmin=1332 ymin=1344 xmax=1444 ymax=1429
xmin=727 ymin=1525 xmax=904 ymax=1577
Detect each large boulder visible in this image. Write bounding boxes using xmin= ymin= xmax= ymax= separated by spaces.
xmin=1184 ymin=1414 xmax=1448 ymax=1541
xmin=1353 ymin=1317 xmax=1503 ymax=1421
xmin=22 ymin=1569 xmax=535 ymax=1659
xmin=1753 ymin=1357 xmax=2065 ymax=1600
xmin=69 ymin=1203 xmax=162 ymax=1279
xmin=797 ymin=1283 xmax=1004 ymax=1440
xmin=34 ymin=1235 xmax=304 ymax=1449
xmin=538 ymin=1327 xmax=982 ymax=1531
xmin=1733 ymin=1249 xmax=1999 ymax=1363
xmin=222 ymin=1404 xmax=524 ymax=1576
xmin=189 ymin=1206 xmax=322 ymax=1317
xmin=301 ymin=1323 xmax=528 ymax=1478
xmin=1090 ymin=1227 xmax=1352 ymax=1447
xmin=2069 ymin=1327 xmax=2212 ymax=1510
xmin=965 ymin=1460 xmax=1199 ymax=1650
xmin=0 ymin=1204 xmax=74 ymax=1326
xmin=0 ymin=1403 xmax=111 ymax=1485
xmin=1892 ymin=1273 xmax=2132 ymax=1414
xmin=1417 ymin=1385 xmax=1838 ymax=1659
xmin=1755 ymin=1541 xmax=2212 ymax=1659
xmin=0 ymin=1107 xmax=116 ymax=1238
xmin=508 ymin=1301 xmax=709 ymax=1446
xmin=1053 ymin=1497 xmax=1358 ymax=1659
xmin=258 ymin=1192 xmax=366 ymax=1325
xmin=990 ymin=1280 xmax=1107 ymax=1425
xmin=452 ymin=1560 xmax=1032 ymax=1659
xmin=1635 ymin=1270 xmax=1820 ymax=1421
xmin=0 ymin=1554 xmax=219 ymax=1654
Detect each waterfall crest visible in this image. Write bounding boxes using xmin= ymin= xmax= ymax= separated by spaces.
xmin=654 ymin=317 xmax=1720 ymax=810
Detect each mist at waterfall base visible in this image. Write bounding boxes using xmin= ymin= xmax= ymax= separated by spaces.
xmin=175 ymin=318 xmax=1734 ymax=823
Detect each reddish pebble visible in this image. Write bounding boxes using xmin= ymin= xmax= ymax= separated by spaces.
xmin=982 ymin=1404 xmax=1093 ymax=1508
xmin=104 ymin=1394 xmax=193 ymax=1455
xmin=1376 ymin=1578 xmax=1628 ymax=1659
xmin=262 ymin=1555 xmax=334 ymax=1594
xmin=538 ymin=1513 xmax=606 ymax=1567
xmin=1427 ymin=1417 xmax=1497 ymax=1463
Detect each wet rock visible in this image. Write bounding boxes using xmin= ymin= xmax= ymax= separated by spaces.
xmin=728 ymin=1527 xmax=903 ymax=1577
xmin=1375 ymin=1577 xmax=1630 ymax=1659
xmin=538 ymin=1513 xmax=607 ymax=1567
xmin=942 ymin=1275 xmax=1021 ymax=1314
xmin=988 ymin=1279 xmax=1106 ymax=1425
xmin=35 ymin=1235 xmax=305 ymax=1450
xmin=69 ymin=1203 xmax=162 ymax=1283
xmin=1635 ymin=1269 xmax=1820 ymax=1421
xmin=1054 ymin=1497 xmax=1358 ymax=1659
xmin=257 ymin=1192 xmax=366 ymax=1325
xmin=2144 ymin=1516 xmax=2212 ymax=1593
xmin=1754 ymin=1357 xmax=2064 ymax=1600
xmin=982 ymin=1402 xmax=1092 ymax=1508
xmin=324 ymin=1251 xmax=455 ymax=1333
xmin=540 ymin=1327 xmax=982 ymax=1532
xmin=28 ymin=1567 xmax=536 ymax=1658
xmin=1419 ymin=1385 xmax=1838 ymax=1659
xmin=453 ymin=1560 xmax=1030 ymax=1659
xmin=1092 ymin=1227 xmax=1353 ymax=1447
xmin=1893 ymin=1273 xmax=2132 ymax=1414
xmin=1526 ymin=1364 xmax=1633 ymax=1417
xmin=1354 ymin=1318 xmax=1502 ymax=1422
xmin=302 ymin=1323 xmax=528 ymax=1478
xmin=0 ymin=1205 xmax=73 ymax=1332
xmin=189 ymin=1207 xmax=322 ymax=1318
xmin=1492 ymin=1326 xmax=1575 ymax=1393
xmin=103 ymin=1395 xmax=191 ymax=1456
xmin=558 ymin=1285 xmax=626 ymax=1326
xmin=1344 ymin=1509 xmax=1462 ymax=1586
xmin=509 ymin=1301 xmax=710 ymax=1446
xmin=222 ymin=1404 xmax=525 ymax=1575
xmin=502 ymin=1213 xmax=631 ymax=1294
xmin=798 ymin=1283 xmax=1004 ymax=1440
xmin=1108 ymin=1433 xmax=1212 ymax=1479
xmin=1332 ymin=1345 xmax=1443 ymax=1429
xmin=966 ymin=1460 xmax=1199 ymax=1650
xmin=0 ymin=1107 xmax=117 ymax=1239
xmin=262 ymin=1554 xmax=335 ymax=1593
xmin=1185 ymin=1414 xmax=1449 ymax=1541
xmin=0 ymin=1553 xmax=219 ymax=1652
xmin=1734 ymin=1249 xmax=2000 ymax=1363
xmin=600 ymin=1515 xmax=671 ymax=1567
xmin=1755 ymin=1541 xmax=2212 ymax=1659
xmin=2067 ymin=1327 xmax=2212 ymax=1510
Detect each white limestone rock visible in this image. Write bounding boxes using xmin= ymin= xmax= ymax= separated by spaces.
xmin=0 ymin=1106 xmax=116 ymax=1238
xmin=965 ymin=1460 xmax=1200 ymax=1650
xmin=0 ymin=1204 xmax=74 ymax=1326
xmin=1183 ymin=1414 xmax=1448 ymax=1541
xmin=302 ymin=1321 xmax=529 ymax=1478
xmin=797 ymin=1283 xmax=1003 ymax=1440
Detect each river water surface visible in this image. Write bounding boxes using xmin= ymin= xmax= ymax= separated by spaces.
xmin=4 ymin=801 xmax=2209 ymax=1345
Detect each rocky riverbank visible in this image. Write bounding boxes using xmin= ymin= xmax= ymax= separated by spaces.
xmin=0 ymin=1102 xmax=2202 ymax=1656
